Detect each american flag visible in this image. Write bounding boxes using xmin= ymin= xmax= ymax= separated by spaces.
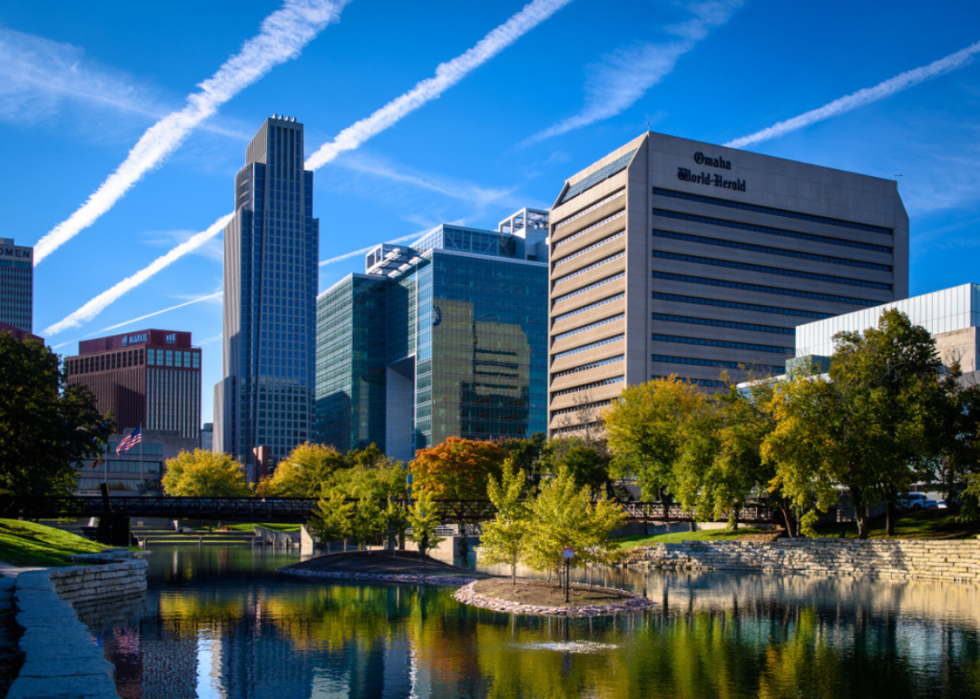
xmin=116 ymin=426 xmax=142 ymax=455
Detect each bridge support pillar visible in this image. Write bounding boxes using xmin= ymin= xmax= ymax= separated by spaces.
xmin=95 ymin=514 xmax=131 ymax=547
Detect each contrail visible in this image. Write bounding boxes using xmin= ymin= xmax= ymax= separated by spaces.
xmin=94 ymin=292 xmax=223 ymax=334
xmin=50 ymin=291 xmax=223 ymax=350
xmin=33 ymin=0 xmax=349 ymax=265
xmin=42 ymin=214 xmax=233 ymax=336
xmin=726 ymin=39 xmax=980 ymax=150
xmin=45 ymin=0 xmax=568 ymax=334
xmin=319 ymin=232 xmax=423 ymax=267
xmin=305 ymin=0 xmax=574 ymax=170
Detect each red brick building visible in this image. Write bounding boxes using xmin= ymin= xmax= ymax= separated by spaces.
xmin=65 ymin=329 xmax=201 ymax=441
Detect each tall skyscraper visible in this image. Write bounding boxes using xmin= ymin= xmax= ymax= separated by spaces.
xmin=215 ymin=116 xmax=318 ymax=477
xmin=547 ymin=132 xmax=908 ymax=436
xmin=0 ymin=238 xmax=33 ymax=333
xmin=315 ymin=210 xmax=549 ymax=461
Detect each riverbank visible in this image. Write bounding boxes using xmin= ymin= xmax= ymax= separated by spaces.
xmin=623 ymin=538 xmax=980 ymax=583
xmin=454 ymin=578 xmax=654 ymax=617
xmin=279 ymin=550 xmax=490 ymax=585
xmin=0 ymin=519 xmax=106 ymax=567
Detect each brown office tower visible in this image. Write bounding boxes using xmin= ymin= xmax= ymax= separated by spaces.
xmin=65 ymin=329 xmax=202 ymax=441
xmin=547 ymin=132 xmax=908 ymax=436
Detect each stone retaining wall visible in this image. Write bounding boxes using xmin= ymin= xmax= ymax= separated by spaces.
xmin=623 ymin=539 xmax=980 ymax=583
xmin=8 ymin=554 xmax=147 ymax=699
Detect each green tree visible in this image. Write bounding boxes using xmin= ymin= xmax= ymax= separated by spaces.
xmin=538 ymin=437 xmax=611 ymax=493
xmin=322 ymin=457 xmax=408 ymax=549
xmin=524 ymin=466 xmax=625 ymax=587
xmin=162 ymin=450 xmax=252 ymax=497
xmin=406 ymin=490 xmax=444 ymax=557
xmin=496 ymin=432 xmax=547 ymax=477
xmin=308 ymin=491 xmax=354 ymax=552
xmin=478 ymin=459 xmax=529 ymax=583
xmin=763 ymin=310 xmax=948 ymax=538
xmin=255 ymin=442 xmax=346 ymax=497
xmin=0 ymin=334 xmax=112 ymax=497
xmin=604 ymin=377 xmax=706 ymax=509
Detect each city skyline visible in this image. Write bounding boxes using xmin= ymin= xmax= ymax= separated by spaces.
xmin=2 ymin=0 xmax=978 ymax=425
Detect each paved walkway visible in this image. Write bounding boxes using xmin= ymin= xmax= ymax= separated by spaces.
xmin=0 ymin=562 xmax=50 ymax=579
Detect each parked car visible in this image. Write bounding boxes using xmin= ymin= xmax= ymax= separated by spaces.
xmin=900 ymin=492 xmax=938 ymax=510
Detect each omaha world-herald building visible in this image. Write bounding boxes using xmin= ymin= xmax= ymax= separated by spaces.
xmin=316 ymin=209 xmax=549 ymax=461
xmin=547 ymin=132 xmax=908 ymax=435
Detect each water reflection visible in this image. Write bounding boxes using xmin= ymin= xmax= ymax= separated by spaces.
xmin=85 ymin=546 xmax=980 ymax=698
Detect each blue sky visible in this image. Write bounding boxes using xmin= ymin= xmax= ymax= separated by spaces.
xmin=2 ymin=0 xmax=978 ymax=424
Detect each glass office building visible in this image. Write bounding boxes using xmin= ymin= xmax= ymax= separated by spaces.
xmin=316 ymin=212 xmax=549 ymax=460
xmin=215 ymin=116 xmax=318 ymax=478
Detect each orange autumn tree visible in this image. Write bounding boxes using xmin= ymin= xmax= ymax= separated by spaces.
xmin=410 ymin=437 xmax=506 ymax=557
xmin=410 ymin=437 xmax=506 ymax=501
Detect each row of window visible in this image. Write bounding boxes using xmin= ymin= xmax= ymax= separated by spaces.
xmin=651 ymin=272 xmax=878 ymax=307
xmin=553 ymin=251 xmax=625 ymax=287
xmin=552 ymin=375 xmax=625 ymax=397
xmin=552 ymin=273 xmax=624 ymax=305
xmin=553 ymin=230 xmax=625 ymax=269
xmin=652 ymin=188 xmax=893 ymax=236
xmin=651 ymin=374 xmax=728 ymax=388
xmin=553 ymin=189 xmax=624 ymax=230
xmin=553 ymin=334 xmax=624 ymax=361
xmin=651 ymin=312 xmax=794 ymax=335
xmin=553 ymin=314 xmax=625 ymax=343
xmin=147 ymin=349 xmax=200 ymax=369
xmin=551 ymin=400 xmax=612 ymax=417
xmin=652 ymin=251 xmax=891 ymax=290
xmin=651 ymin=334 xmax=793 ymax=355
xmin=551 ymin=354 xmax=624 ymax=379
xmin=553 ymin=211 xmax=625 ymax=254
xmin=553 ymin=293 xmax=625 ymax=324
xmin=651 ymin=354 xmax=784 ymax=373
xmin=652 ymin=229 xmax=892 ymax=272
xmin=651 ymin=292 xmax=832 ymax=320
xmin=653 ymin=209 xmax=892 ymax=254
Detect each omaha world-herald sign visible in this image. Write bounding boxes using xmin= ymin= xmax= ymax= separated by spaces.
xmin=678 ymin=151 xmax=746 ymax=191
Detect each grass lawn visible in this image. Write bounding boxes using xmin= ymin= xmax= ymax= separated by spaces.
xmin=615 ymin=527 xmax=769 ymax=549
xmin=814 ymin=508 xmax=980 ymax=540
xmin=0 ymin=518 xmax=106 ymax=566
xmin=191 ymin=522 xmax=301 ymax=533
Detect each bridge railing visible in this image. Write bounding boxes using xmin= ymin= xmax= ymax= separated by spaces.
xmin=0 ymin=495 xmax=778 ymax=524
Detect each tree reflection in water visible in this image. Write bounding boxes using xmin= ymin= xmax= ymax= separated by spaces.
xmin=85 ymin=546 xmax=980 ymax=699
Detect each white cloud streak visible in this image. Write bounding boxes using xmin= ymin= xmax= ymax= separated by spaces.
xmin=45 ymin=0 xmax=569 ymax=334
xmin=95 ymin=292 xmax=223 ymax=334
xmin=51 ymin=290 xmax=224 ymax=350
xmin=319 ymin=232 xmax=424 ymax=267
xmin=33 ymin=0 xmax=348 ymax=265
xmin=726 ymin=39 xmax=980 ymax=150
xmin=305 ymin=0 xmax=574 ymax=170
xmin=0 ymin=27 xmax=248 ymax=140
xmin=42 ymin=214 xmax=233 ymax=336
xmin=523 ymin=1 xmax=741 ymax=146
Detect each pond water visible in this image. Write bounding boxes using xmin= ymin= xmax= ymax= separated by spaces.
xmin=80 ymin=545 xmax=980 ymax=699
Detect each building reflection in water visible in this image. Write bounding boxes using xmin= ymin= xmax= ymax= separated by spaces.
xmin=84 ymin=546 xmax=980 ymax=699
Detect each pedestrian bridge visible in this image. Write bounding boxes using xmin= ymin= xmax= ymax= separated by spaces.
xmin=0 ymin=494 xmax=777 ymax=525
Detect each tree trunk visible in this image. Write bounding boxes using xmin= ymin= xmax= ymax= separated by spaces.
xmin=885 ymin=497 xmax=896 ymax=537
xmin=689 ymin=520 xmax=697 ymax=532
xmin=780 ymin=507 xmax=797 ymax=538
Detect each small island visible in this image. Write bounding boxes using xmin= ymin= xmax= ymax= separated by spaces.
xmin=454 ymin=578 xmax=653 ymax=617
xmin=278 ymin=550 xmax=489 ymax=586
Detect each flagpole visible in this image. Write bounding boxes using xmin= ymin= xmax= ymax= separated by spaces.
xmin=139 ymin=425 xmax=143 ymax=496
